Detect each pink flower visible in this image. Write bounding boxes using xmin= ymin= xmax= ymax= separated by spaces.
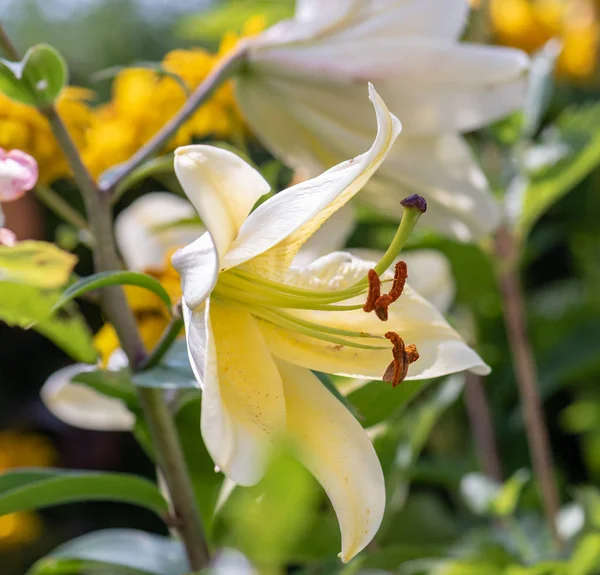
xmin=0 ymin=149 xmax=39 ymax=203
xmin=0 ymin=228 xmax=17 ymax=247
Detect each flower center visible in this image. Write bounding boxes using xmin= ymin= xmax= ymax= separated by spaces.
xmin=211 ymin=196 xmax=428 ymax=386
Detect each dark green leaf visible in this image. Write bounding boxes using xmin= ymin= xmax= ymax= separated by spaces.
xmin=27 ymin=529 xmax=188 ymax=575
xmin=54 ymin=270 xmax=172 ymax=312
xmin=0 ymin=281 xmax=97 ymax=363
xmin=0 ymin=468 xmax=168 ymax=517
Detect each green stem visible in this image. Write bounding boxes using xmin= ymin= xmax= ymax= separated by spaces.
xmin=138 ymin=388 xmax=210 ymax=568
xmin=495 ymin=225 xmax=562 ymax=549
xmin=101 ymin=46 xmax=247 ymax=195
xmin=41 ymin=103 xmax=210 ymax=570
xmin=35 ymin=184 xmax=88 ymax=231
xmin=140 ymin=314 xmax=184 ymax=371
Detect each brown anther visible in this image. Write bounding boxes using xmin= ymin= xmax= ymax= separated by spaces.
xmin=382 ymin=331 xmax=419 ymax=387
xmin=363 ymin=269 xmax=381 ymax=313
xmin=371 ymin=261 xmax=408 ymax=321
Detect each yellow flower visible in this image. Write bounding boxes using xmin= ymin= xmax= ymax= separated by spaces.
xmin=0 ymin=431 xmax=56 ymax=548
xmin=0 ymin=88 xmax=94 ymax=184
xmin=83 ymin=16 xmax=265 ymax=179
xmin=490 ymin=0 xmax=600 ymax=78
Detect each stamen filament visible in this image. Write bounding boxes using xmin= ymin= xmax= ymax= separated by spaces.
xmin=213 ymin=283 xmax=364 ymax=312
xmin=249 ymin=305 xmax=389 ymax=351
xmin=227 ymin=268 xmax=371 ymax=300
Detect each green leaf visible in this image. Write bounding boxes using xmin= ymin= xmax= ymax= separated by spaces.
xmin=178 ymin=0 xmax=294 ymax=41
xmin=517 ymin=102 xmax=600 ymax=238
xmin=0 ymin=281 xmax=96 ymax=363
xmin=0 ymin=241 xmax=76 ymax=288
xmin=0 ymin=44 xmax=67 ymax=106
xmin=491 ymin=469 xmax=531 ymax=517
xmin=568 ymin=533 xmax=600 ymax=575
xmin=0 ymin=469 xmax=168 ymax=517
xmin=54 ymin=270 xmax=172 ymax=312
xmin=133 ymin=341 xmax=196 ymax=389
xmin=73 ymin=368 xmax=138 ymax=407
xmin=27 ymin=529 xmax=188 ymax=575
xmin=347 ymin=378 xmax=432 ymax=428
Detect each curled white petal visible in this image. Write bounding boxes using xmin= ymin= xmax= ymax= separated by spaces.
xmin=41 ymin=364 xmax=134 ymax=431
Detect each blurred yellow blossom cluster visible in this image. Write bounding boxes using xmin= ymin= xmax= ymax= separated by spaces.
xmin=0 ymin=16 xmax=264 ymax=184
xmin=0 ymin=431 xmax=56 ymax=548
xmin=0 ymin=88 xmax=93 ymax=185
xmin=490 ymin=0 xmax=600 ymax=78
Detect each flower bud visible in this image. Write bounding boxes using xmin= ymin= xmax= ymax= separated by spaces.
xmin=0 ymin=149 xmax=39 ymax=203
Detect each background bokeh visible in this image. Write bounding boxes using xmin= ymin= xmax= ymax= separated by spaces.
xmin=1 ymin=1 xmax=600 ymax=573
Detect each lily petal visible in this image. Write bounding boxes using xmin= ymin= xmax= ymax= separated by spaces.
xmin=203 ymin=299 xmax=286 ymax=485
xmin=293 ymin=203 xmax=356 ymax=267
xmin=173 ymin=232 xmax=219 ymax=311
xmin=222 ymin=85 xmax=401 ymax=277
xmin=174 ymin=145 xmax=270 ymax=258
xmin=41 ymin=364 xmax=134 ymax=431
xmin=260 ymin=253 xmax=490 ymax=380
xmin=277 ymin=359 xmax=385 ymax=563
xmin=115 ymin=192 xmax=203 ymax=272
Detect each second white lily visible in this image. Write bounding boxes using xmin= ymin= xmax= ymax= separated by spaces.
xmin=172 ymin=86 xmax=490 ymax=562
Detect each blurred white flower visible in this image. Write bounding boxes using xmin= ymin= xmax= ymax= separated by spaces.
xmin=237 ymin=0 xmax=530 ymax=241
xmin=171 ymin=87 xmax=489 ymax=562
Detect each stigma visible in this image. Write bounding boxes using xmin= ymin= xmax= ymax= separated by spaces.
xmin=382 ymin=332 xmax=419 ymax=387
xmin=363 ymin=261 xmax=408 ymax=321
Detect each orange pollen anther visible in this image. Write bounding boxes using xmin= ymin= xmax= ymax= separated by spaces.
xmin=363 ymin=269 xmax=381 ymax=313
xmin=364 ymin=261 xmax=408 ymax=321
xmin=383 ymin=331 xmax=420 ymax=387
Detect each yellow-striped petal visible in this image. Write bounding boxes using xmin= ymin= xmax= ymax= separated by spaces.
xmin=277 ymin=359 xmax=385 ymax=562
xmin=202 ymin=299 xmax=286 ymax=485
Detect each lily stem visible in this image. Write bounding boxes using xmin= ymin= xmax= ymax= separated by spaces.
xmin=41 ymin=104 xmax=210 ymax=569
xmin=0 ymin=21 xmax=19 ymax=60
xmin=35 ymin=184 xmax=88 ymax=231
xmin=100 ymin=45 xmax=247 ymax=195
xmin=494 ymin=225 xmax=562 ymax=547
xmin=464 ymin=371 xmax=503 ymax=483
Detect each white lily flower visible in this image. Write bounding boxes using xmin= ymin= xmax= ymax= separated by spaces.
xmin=236 ymin=0 xmax=530 ymax=241
xmin=172 ymin=86 xmax=489 ymax=562
xmin=41 ymin=193 xmax=202 ymax=431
